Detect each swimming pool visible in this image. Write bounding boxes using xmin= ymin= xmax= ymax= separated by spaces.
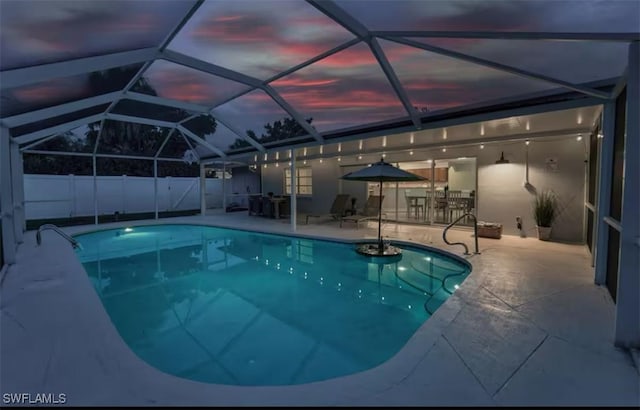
xmin=74 ymin=224 xmax=470 ymax=386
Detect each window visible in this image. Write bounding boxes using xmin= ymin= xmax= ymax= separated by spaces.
xmin=284 ymin=167 xmax=312 ymax=195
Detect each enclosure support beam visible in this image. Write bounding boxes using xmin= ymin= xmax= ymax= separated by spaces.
xmin=594 ymin=102 xmax=616 ymax=286
xmin=200 ymin=163 xmax=206 ymax=216
xmin=291 ymin=149 xmax=297 ymax=232
xmin=93 ymin=156 xmax=98 ymax=225
xmin=154 ymin=159 xmax=159 ymax=220
xmin=1 ymin=127 xmax=17 ymax=264
xmin=614 ymin=41 xmax=640 ymax=348
xmin=10 ymin=141 xmax=24 ymax=243
xmin=222 ymin=163 xmax=227 ymax=211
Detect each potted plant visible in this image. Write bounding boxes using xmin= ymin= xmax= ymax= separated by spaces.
xmin=533 ymin=190 xmax=557 ymax=241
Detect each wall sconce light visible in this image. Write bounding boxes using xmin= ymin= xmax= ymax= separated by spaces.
xmin=495 ymin=151 xmax=510 ymax=164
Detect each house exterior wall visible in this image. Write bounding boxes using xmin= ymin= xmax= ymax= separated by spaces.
xmin=261 ymin=134 xmax=586 ymax=242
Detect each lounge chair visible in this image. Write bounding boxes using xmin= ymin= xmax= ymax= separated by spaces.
xmin=306 ymin=194 xmax=351 ymax=224
xmin=340 ymin=195 xmax=386 ymax=228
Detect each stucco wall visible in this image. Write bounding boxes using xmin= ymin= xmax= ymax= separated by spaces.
xmin=476 ymin=137 xmax=586 ymax=242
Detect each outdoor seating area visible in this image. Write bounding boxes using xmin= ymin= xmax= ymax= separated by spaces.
xmin=405 ymin=189 xmax=476 ymax=224
xmin=248 ymin=193 xmax=290 ymax=219
xmin=340 ymin=195 xmax=386 ymax=228
xmin=305 ymin=194 xmax=351 ymax=224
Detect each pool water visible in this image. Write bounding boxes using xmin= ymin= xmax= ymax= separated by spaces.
xmin=74 ymin=224 xmax=470 ymax=386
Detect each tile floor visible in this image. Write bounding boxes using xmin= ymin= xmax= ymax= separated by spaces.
xmin=1 ymin=211 xmax=638 ymax=406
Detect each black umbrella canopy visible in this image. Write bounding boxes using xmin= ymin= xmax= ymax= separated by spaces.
xmin=341 ymin=158 xmax=425 ymax=182
xmin=341 ymin=158 xmax=424 ymax=255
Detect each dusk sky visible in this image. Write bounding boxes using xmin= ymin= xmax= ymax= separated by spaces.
xmin=1 ymin=0 xmax=638 ymax=153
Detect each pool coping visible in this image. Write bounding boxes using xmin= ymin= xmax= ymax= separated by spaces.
xmin=1 ymin=217 xmax=487 ymax=406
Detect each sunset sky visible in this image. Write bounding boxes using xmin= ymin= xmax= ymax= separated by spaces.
xmin=1 ymin=0 xmax=637 ymax=153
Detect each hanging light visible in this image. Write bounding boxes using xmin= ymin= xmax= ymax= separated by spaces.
xmin=495 ymin=151 xmax=510 ymax=164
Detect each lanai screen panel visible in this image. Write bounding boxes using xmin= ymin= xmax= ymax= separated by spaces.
xmin=132 ymin=59 xmax=252 ymax=107
xmin=111 ymin=99 xmax=195 ymax=122
xmin=379 ymin=39 xmax=556 ymax=114
xmin=335 ymin=0 xmax=640 ymax=33
xmin=271 ymin=42 xmax=408 ymax=133
xmin=96 ymin=120 xmax=170 ymax=157
xmin=212 ymin=89 xmax=307 ymax=145
xmin=11 ymin=105 xmax=109 ymax=138
xmin=167 ymin=0 xmax=355 ymax=80
xmin=1 ymin=63 xmax=143 ymax=118
xmin=183 ymin=115 xmax=250 ymax=154
xmin=0 ymin=0 xmax=197 ymax=70
xmin=27 ymin=122 xmax=102 ymax=153
xmin=419 ymin=38 xmax=630 ymax=85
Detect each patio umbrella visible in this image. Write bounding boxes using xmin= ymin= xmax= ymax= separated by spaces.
xmin=341 ymin=157 xmax=425 ymax=255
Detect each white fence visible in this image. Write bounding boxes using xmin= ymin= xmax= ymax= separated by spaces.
xmin=24 ymin=174 xmax=225 ymax=220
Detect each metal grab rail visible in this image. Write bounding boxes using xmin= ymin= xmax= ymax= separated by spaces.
xmin=36 ymin=224 xmax=81 ymax=249
xmin=442 ymin=213 xmax=480 ymax=255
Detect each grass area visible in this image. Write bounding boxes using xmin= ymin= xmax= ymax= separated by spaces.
xmin=26 ymin=209 xmax=200 ymax=231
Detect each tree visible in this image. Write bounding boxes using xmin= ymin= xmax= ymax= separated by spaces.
xmin=229 ymin=117 xmax=313 ymax=150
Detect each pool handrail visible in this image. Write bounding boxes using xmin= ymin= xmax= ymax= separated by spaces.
xmin=36 ymin=224 xmax=81 ymax=249
xmin=442 ymin=213 xmax=480 ymax=255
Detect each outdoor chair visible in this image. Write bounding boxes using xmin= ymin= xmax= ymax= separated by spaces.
xmin=306 ymin=194 xmax=351 ymax=224
xmin=340 ymin=195 xmax=386 ymax=228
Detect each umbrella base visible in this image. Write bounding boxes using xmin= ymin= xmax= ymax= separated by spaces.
xmin=355 ymin=243 xmax=403 ymax=258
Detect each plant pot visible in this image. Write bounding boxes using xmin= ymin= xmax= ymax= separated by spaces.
xmin=536 ymin=226 xmax=552 ymax=241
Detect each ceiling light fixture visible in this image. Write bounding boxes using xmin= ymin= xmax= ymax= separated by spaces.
xmin=409 ymin=150 xmax=414 ymax=155
xmin=442 ymin=148 xmax=446 ymax=152
xmin=495 ymin=151 xmax=510 ymax=164
xmin=480 ymin=144 xmax=485 ymax=149
xmin=576 ymin=134 xmax=583 ymax=141
xmin=525 ymin=140 xmax=530 ymax=145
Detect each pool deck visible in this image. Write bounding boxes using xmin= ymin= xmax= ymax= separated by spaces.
xmin=1 ymin=211 xmax=639 ymax=406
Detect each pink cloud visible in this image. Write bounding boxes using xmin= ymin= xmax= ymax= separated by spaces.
xmin=192 ymin=14 xmax=277 ymax=43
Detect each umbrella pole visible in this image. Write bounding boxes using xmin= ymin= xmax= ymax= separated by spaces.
xmin=378 ymin=177 xmax=383 ymax=253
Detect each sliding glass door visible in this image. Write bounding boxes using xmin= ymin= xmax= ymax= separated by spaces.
xmin=374 ymin=158 xmax=477 ymax=227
